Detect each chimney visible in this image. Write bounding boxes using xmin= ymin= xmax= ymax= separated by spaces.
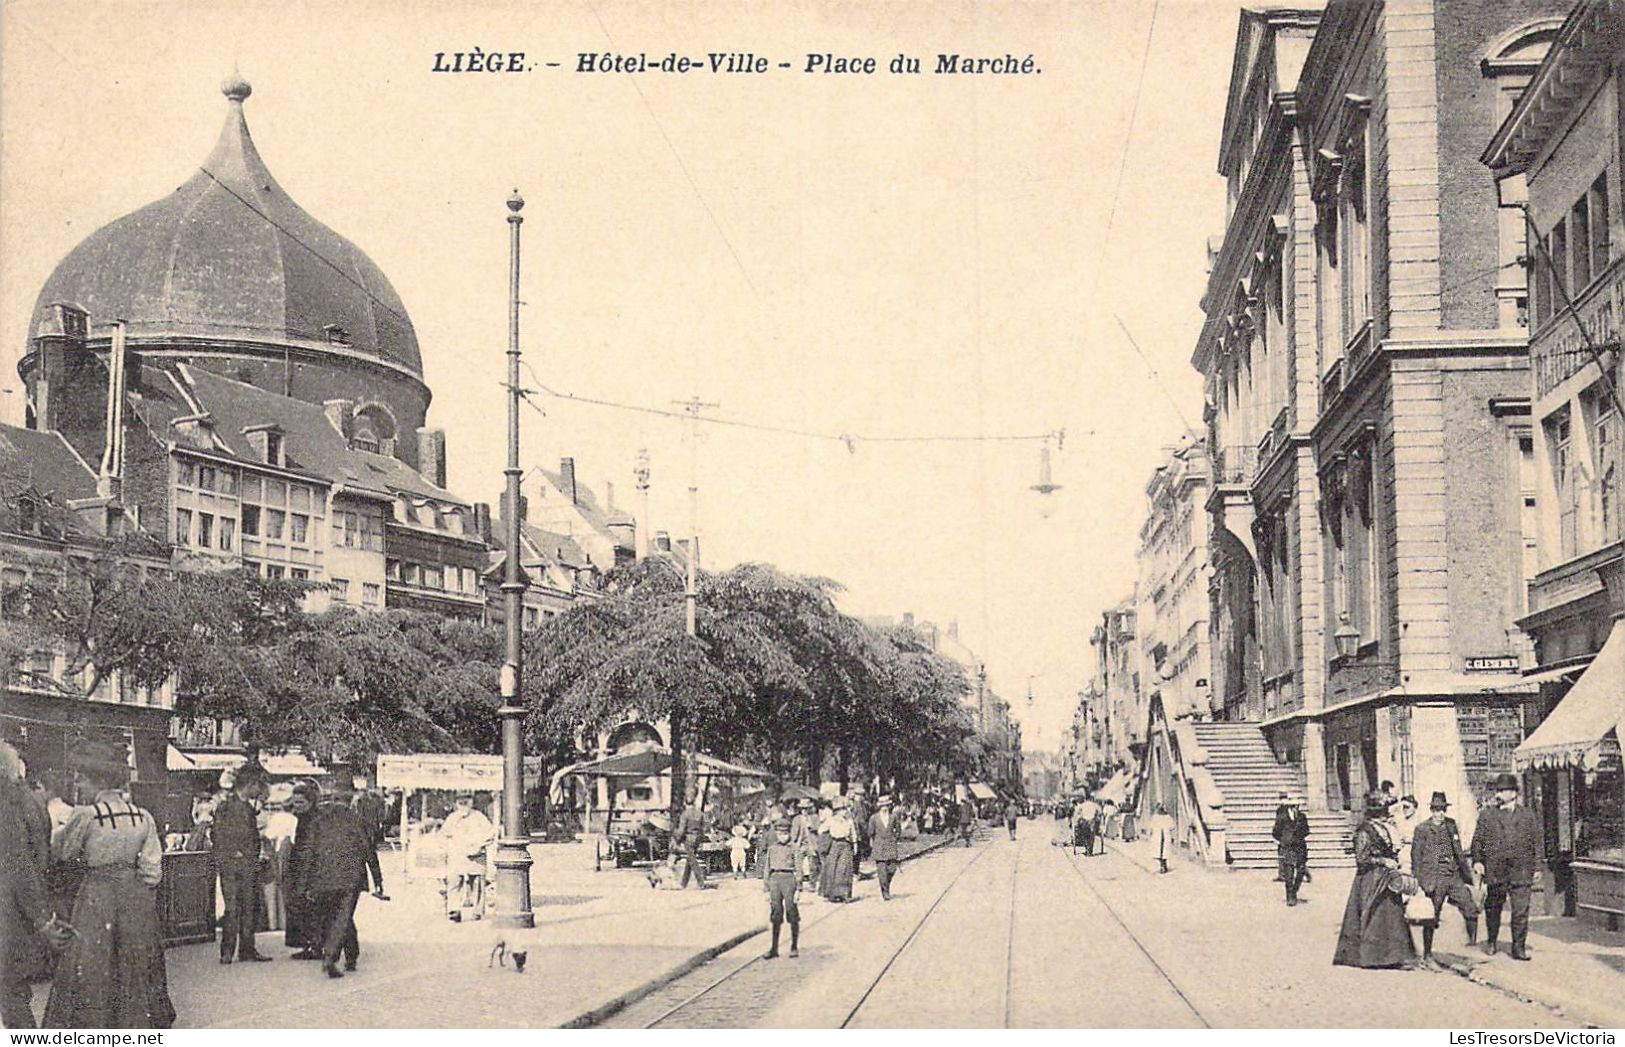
xmin=473 ymin=502 xmax=493 ymax=546
xmin=902 ymin=612 xmax=915 ymax=630
xmin=634 ymin=449 xmax=651 ymax=561
xmin=417 ymin=427 xmax=447 ymax=488
xmin=654 ymin=530 xmax=672 ymax=553
xmin=98 ymin=321 xmax=130 ymax=500
xmin=604 ymin=481 xmax=616 ymax=510
xmin=323 ymin=399 xmax=354 ymax=439
xmin=560 ymin=457 xmax=578 ymax=504
xmin=948 ymin=620 xmax=959 ymax=641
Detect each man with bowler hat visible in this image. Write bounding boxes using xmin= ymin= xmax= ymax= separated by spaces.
xmin=1272 ymin=793 xmax=1310 ymax=906
xmin=1411 ymin=790 xmax=1478 ymax=967
xmin=1469 ymin=773 xmax=1542 ymax=960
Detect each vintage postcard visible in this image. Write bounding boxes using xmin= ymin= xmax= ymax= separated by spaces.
xmin=1 ymin=0 xmax=1622 ymax=1033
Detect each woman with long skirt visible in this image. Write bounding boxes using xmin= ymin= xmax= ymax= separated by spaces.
xmin=284 ymin=779 xmax=322 ymax=958
xmin=1333 ymin=790 xmax=1417 ymax=969
xmin=825 ymin=798 xmax=857 ymax=902
xmin=815 ymin=802 xmax=834 ymax=898
xmin=43 ymin=765 xmax=175 ymax=1029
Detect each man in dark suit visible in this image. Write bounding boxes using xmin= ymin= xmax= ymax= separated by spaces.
xmin=1271 ymin=793 xmax=1310 ymax=906
xmin=306 ymin=781 xmax=385 ymax=979
xmin=675 ymin=789 xmax=711 ymax=889
xmin=1470 ymin=772 xmax=1542 ymax=961
xmin=1412 ymin=790 xmax=1478 ymax=966
xmin=213 ymin=775 xmax=273 ymax=964
xmin=867 ymin=795 xmax=901 ymax=900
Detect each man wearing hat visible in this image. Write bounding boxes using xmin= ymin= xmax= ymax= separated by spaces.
xmin=790 ymin=798 xmax=819 ymax=888
xmin=213 ymin=774 xmax=274 ymax=964
xmin=868 ymin=795 xmax=901 ymax=901
xmin=1469 ymin=773 xmax=1543 ymax=960
xmin=1271 ymin=793 xmax=1310 ymax=906
xmin=1411 ymin=790 xmax=1478 ymax=966
xmin=761 ymin=819 xmax=801 ymax=958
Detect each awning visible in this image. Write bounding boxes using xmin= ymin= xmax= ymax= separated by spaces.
xmin=968 ymin=782 xmax=997 ymax=801
xmin=1514 ymin=620 xmax=1625 ymax=771
xmin=165 ymin=745 xmax=198 ymax=772
xmin=1096 ymin=770 xmax=1132 ymax=805
xmin=1519 ymin=661 xmax=1592 ymax=687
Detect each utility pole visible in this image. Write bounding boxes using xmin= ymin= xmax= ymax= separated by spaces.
xmin=674 ymin=397 xmax=718 ymax=637
xmin=494 ymin=189 xmax=534 ymax=929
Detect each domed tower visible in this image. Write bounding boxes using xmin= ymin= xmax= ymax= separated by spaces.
xmin=20 ymin=76 xmax=432 ymax=468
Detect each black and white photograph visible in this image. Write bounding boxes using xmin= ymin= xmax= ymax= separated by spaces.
xmin=1 ymin=0 xmax=1622 ymax=1033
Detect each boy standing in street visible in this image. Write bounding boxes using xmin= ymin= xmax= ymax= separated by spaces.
xmin=762 ymin=820 xmax=801 ymax=959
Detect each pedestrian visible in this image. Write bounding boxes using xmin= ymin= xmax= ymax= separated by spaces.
xmin=1147 ymin=804 xmax=1176 ymax=873
xmin=1 ymin=742 xmax=69 ymax=1029
xmin=674 ymin=789 xmax=711 ymax=890
xmin=729 ymin=823 xmax=751 ymax=879
xmin=1074 ymin=797 xmax=1099 ymax=855
xmin=1394 ymin=794 xmax=1422 ymax=871
xmin=260 ymin=788 xmax=298 ymax=934
xmin=1272 ymin=791 xmax=1292 ymax=882
xmin=305 ymin=780 xmax=386 ymax=979
xmin=791 ymin=798 xmax=819 ymax=889
xmin=761 ymin=819 xmax=801 ymax=959
xmin=1332 ymin=790 xmax=1416 ymax=969
xmin=351 ymin=782 xmax=388 ymax=849
xmin=285 ymin=779 xmax=322 ymax=959
xmin=816 ymin=800 xmax=835 ymax=897
xmin=1470 ymin=772 xmax=1542 ymax=961
xmin=958 ymin=793 xmax=977 ymax=847
xmin=1004 ymin=797 xmax=1020 ymax=841
xmin=213 ymin=775 xmax=273 ymax=965
xmin=441 ymin=792 xmax=495 ymax=915
xmin=43 ymin=758 xmax=176 ymax=1028
xmin=1411 ymin=791 xmax=1479 ymax=967
xmin=825 ymin=797 xmax=857 ymax=902
xmin=1272 ymin=793 xmax=1310 ymax=905
xmin=849 ymin=785 xmax=870 ymax=864
xmin=868 ymin=795 xmax=901 ymax=901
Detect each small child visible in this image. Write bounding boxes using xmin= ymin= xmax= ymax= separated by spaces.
xmin=729 ymin=823 xmax=751 ymax=879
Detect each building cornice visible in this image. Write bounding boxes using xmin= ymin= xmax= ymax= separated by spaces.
xmin=1483 ymin=0 xmax=1623 ymax=173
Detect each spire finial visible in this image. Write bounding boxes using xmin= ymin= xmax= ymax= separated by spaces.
xmin=221 ymin=67 xmax=252 ymax=103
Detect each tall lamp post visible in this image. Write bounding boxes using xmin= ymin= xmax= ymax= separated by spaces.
xmin=495 ymin=189 xmax=535 ymax=928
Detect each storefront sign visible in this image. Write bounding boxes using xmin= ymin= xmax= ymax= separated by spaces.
xmin=1464 ymin=655 xmax=1520 ymax=673
xmin=377 ymin=753 xmax=504 ymax=791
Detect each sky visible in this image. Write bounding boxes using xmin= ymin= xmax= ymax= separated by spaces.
xmin=0 ymin=0 xmax=1246 ymax=751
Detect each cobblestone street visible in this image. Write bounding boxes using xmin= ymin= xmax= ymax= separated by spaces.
xmin=603 ymin=823 xmax=1604 ymax=1028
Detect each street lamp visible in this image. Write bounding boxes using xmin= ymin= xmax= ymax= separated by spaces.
xmin=1332 ymin=615 xmax=1362 ymax=660
xmin=494 ymin=189 xmax=534 ymax=929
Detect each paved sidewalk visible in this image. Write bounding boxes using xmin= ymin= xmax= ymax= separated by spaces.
xmin=1103 ymin=834 xmax=1625 ymax=1028
xmin=27 ymin=834 xmax=953 ymax=1028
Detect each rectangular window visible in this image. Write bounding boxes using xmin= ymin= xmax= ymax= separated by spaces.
xmin=265 ymin=564 xmax=285 ymax=580
xmin=218 ymin=469 xmax=238 ymax=496
xmin=177 ymin=460 xmax=196 ymax=487
xmin=196 ymin=512 xmax=213 ymax=550
xmin=1342 ymin=147 xmax=1371 ymax=334
xmin=241 ymin=474 xmax=262 ymax=501
xmin=386 ymin=559 xmax=400 ymax=581
xmin=198 ymin=465 xmax=217 ymax=493
xmin=290 ymin=513 xmax=309 ymax=544
xmin=264 ymin=431 xmax=283 ymax=465
xmin=1551 ymin=412 xmax=1578 ymax=559
xmin=290 ymin=568 xmax=309 ymax=582
xmin=241 ymin=504 xmax=261 ymax=537
xmin=175 ymin=508 xmax=193 ymax=546
xmin=403 ymin=563 xmax=422 ymax=585
xmin=331 ymin=577 xmax=349 ymax=602
xmin=291 ymin=486 xmax=311 ymax=512
xmin=266 ymin=509 xmax=286 ymax=540
xmin=1551 ymin=218 xmax=1570 ymax=306
xmin=424 ymin=565 xmax=444 ymax=589
xmin=524 ymin=607 xmax=540 ymax=630
xmin=1594 ymin=397 xmax=1620 ymax=543
xmin=1590 ymin=174 xmax=1611 ymax=278
xmin=1572 ymin=195 xmax=1592 ymax=291
xmin=266 ymin=481 xmax=287 ymax=507
xmin=362 ymin=582 xmax=381 ymax=607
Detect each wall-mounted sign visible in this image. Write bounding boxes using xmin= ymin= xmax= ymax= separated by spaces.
xmin=1464 ymin=656 xmax=1520 ymax=673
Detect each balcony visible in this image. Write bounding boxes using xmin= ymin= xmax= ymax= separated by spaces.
xmin=1213 ymin=445 xmax=1259 ymax=486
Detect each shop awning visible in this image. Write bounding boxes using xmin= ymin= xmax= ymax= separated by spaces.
xmin=165 ymin=745 xmax=198 ymax=771
xmin=1096 ymin=770 xmax=1132 ymax=805
xmin=1514 ymin=620 xmax=1625 ymax=771
xmin=968 ymin=782 xmax=997 ymax=801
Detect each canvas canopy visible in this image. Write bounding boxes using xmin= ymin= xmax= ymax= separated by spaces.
xmin=1514 ymin=621 xmax=1625 ymax=771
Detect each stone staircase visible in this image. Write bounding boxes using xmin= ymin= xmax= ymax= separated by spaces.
xmin=1190 ymin=721 xmax=1353 ymax=869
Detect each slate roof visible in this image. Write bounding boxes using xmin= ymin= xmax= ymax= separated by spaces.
xmin=0 ymin=424 xmax=99 ymax=504
xmin=29 ymin=79 xmax=420 ymax=376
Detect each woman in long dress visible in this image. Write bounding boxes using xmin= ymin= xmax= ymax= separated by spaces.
xmin=815 ymin=803 xmax=834 ymax=898
xmin=43 ymin=766 xmax=175 ymax=1029
xmin=284 ymin=779 xmax=321 ymax=957
xmin=825 ymin=798 xmax=857 ymax=902
xmin=1333 ymin=790 xmax=1416 ymax=969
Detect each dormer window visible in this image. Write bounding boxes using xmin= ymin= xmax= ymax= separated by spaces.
xmin=323 ymin=324 xmax=350 ymax=344
xmin=243 ymin=424 xmax=286 ymax=467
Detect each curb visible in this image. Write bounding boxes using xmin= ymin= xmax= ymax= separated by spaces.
xmin=1435 ymin=953 xmax=1625 ymax=1029
xmin=857 ymin=836 xmax=954 ymax=879
xmin=558 ymin=922 xmax=769 ymax=1029
xmin=559 ymin=832 xmax=959 ymax=1027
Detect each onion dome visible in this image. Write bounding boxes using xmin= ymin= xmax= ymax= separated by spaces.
xmin=29 ymin=78 xmax=421 ymax=378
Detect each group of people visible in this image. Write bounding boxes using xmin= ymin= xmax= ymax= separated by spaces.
xmin=202 ymin=773 xmax=389 ymax=979
xmin=1332 ymin=773 xmax=1543 ymax=971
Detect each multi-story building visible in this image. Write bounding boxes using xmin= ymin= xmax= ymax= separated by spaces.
xmin=1293 ymin=0 xmax=1562 ymax=832
xmin=1135 ymin=437 xmax=1217 ymax=847
xmin=1195 ymin=2 xmax=1564 ymax=842
xmin=1484 ymin=0 xmax=1625 ymax=926
xmin=1087 ymin=598 xmax=1141 ymax=775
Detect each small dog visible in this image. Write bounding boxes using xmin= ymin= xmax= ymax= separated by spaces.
xmin=488 ymin=937 xmax=529 ymax=973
